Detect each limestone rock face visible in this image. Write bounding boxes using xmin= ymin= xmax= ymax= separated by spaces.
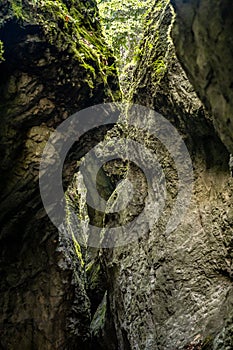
xmin=1 ymin=0 xmax=233 ymax=349
xmin=0 ymin=1 xmax=120 ymax=349
xmin=96 ymin=1 xmax=233 ymax=349
xmin=171 ymin=0 xmax=233 ymax=154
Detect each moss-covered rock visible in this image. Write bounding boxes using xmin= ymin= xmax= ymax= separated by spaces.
xmin=0 ymin=39 xmax=4 ymax=61
xmin=0 ymin=0 xmax=120 ymax=349
xmin=95 ymin=1 xmax=233 ymax=349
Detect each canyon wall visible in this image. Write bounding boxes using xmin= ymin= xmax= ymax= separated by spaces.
xmin=0 ymin=1 xmax=120 ymax=349
xmin=171 ymin=0 xmax=233 ymax=154
xmin=94 ymin=1 xmax=233 ymax=349
xmin=0 ymin=0 xmax=232 ymax=349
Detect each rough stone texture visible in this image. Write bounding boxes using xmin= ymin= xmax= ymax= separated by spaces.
xmin=1 ymin=0 xmax=233 ymax=349
xmin=0 ymin=1 xmax=120 ymax=349
xmin=171 ymin=0 xmax=233 ymax=154
xmin=93 ymin=1 xmax=233 ymax=349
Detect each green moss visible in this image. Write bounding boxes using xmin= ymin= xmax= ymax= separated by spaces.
xmin=133 ymin=47 xmax=142 ymax=63
xmin=11 ymin=0 xmax=24 ymax=19
xmin=0 ymin=40 xmax=4 ymax=62
xmin=153 ymin=57 xmax=166 ymax=76
xmin=155 ymin=0 xmax=164 ymax=10
xmin=127 ymin=0 xmax=172 ymax=100
xmin=90 ymin=292 xmax=107 ymax=336
xmin=72 ymin=234 xmax=85 ymax=267
xmin=65 ymin=195 xmax=85 ymax=267
xmin=8 ymin=0 xmax=120 ymax=99
xmin=86 ymin=260 xmax=101 ymax=287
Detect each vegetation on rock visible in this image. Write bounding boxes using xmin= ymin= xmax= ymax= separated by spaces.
xmin=96 ymin=0 xmax=153 ymax=66
xmin=0 ymin=40 xmax=4 ymax=61
xmin=1 ymin=0 xmax=233 ymax=349
xmin=0 ymin=1 xmax=120 ymax=349
xmin=2 ymin=0 xmax=120 ymax=98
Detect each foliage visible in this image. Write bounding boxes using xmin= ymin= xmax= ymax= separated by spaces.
xmin=96 ymin=0 xmax=153 ymax=66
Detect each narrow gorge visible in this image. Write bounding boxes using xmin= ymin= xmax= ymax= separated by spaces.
xmin=0 ymin=1 xmax=232 ymax=349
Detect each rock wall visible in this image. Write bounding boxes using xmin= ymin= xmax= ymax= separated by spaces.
xmin=0 ymin=1 xmax=120 ymax=349
xmin=95 ymin=1 xmax=233 ymax=349
xmin=171 ymin=0 xmax=233 ymax=154
xmin=1 ymin=0 xmax=233 ymax=349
